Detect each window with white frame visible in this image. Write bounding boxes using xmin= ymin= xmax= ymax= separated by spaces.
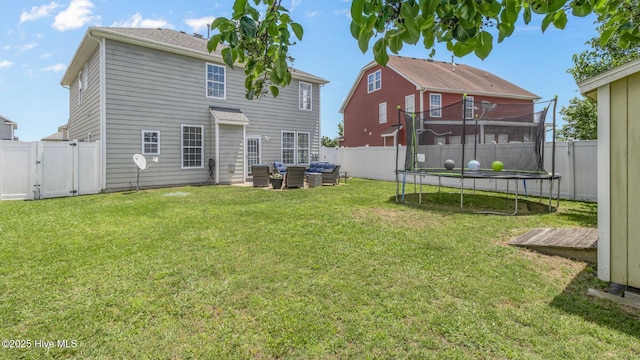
xmin=405 ymin=94 xmax=415 ymax=113
xmin=299 ymin=82 xmax=312 ymax=110
xmin=465 ymin=96 xmax=475 ymax=119
xmin=78 ymin=65 xmax=88 ymax=104
xmin=142 ymin=130 xmax=160 ymax=155
xmin=430 ymin=93 xmax=442 ymax=117
xmin=297 ymin=132 xmax=310 ymax=165
xmin=367 ymin=70 xmax=381 ymax=93
xmin=206 ymin=63 xmax=225 ymax=99
xmin=281 ymin=131 xmax=309 ymax=165
xmin=282 ymin=131 xmax=295 ymax=164
xmin=181 ymin=125 xmax=204 ymax=168
xmin=379 ymin=102 xmax=387 ymax=124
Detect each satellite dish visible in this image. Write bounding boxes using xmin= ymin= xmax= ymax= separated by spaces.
xmin=133 ymin=154 xmax=147 ymax=170
xmin=481 ymin=101 xmax=494 ymax=112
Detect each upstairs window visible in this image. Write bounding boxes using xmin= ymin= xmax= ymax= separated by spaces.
xmin=367 ymin=70 xmax=381 ymax=93
xmin=142 ymin=130 xmax=160 ymax=155
xmin=299 ymin=82 xmax=312 ymax=110
xmin=430 ymin=93 xmax=442 ymax=117
xmin=465 ymin=96 xmax=475 ymax=119
xmin=206 ymin=63 xmax=226 ymax=99
xmin=379 ymin=102 xmax=387 ymax=124
xmin=78 ymin=65 xmax=88 ymax=104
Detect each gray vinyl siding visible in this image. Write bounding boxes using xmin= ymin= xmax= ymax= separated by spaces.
xmin=68 ymin=48 xmax=101 ymax=142
xmin=218 ymin=125 xmax=245 ymax=184
xmin=0 ymin=123 xmax=11 ymax=140
xmin=102 ymin=39 xmax=321 ymax=191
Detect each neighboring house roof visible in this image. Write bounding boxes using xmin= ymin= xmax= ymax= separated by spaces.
xmin=42 ymin=124 xmax=69 ymax=141
xmin=0 ymin=115 xmax=17 ymax=129
xmin=61 ymin=27 xmax=328 ymax=87
xmin=579 ymin=57 xmax=640 ymax=100
xmin=340 ymin=55 xmax=539 ymax=113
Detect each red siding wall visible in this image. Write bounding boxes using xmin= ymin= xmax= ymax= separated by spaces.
xmin=343 ymin=64 xmax=418 ymax=147
xmin=343 ymin=66 xmax=535 ymax=147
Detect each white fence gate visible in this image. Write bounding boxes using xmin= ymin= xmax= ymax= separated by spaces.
xmin=321 ymin=140 xmax=598 ymax=201
xmin=0 ymin=140 xmax=101 ymax=200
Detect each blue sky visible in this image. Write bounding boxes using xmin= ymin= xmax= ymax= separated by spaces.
xmin=1 ymin=0 xmax=598 ymax=141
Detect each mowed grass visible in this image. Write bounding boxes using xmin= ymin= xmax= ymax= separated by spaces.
xmin=1 ymin=179 xmax=638 ymax=359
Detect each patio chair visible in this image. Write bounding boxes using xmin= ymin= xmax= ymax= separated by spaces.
xmin=322 ymin=165 xmax=341 ymax=186
xmin=273 ymin=161 xmax=287 ymax=175
xmin=251 ymin=164 xmax=270 ymax=187
xmin=285 ymin=166 xmax=306 ymax=188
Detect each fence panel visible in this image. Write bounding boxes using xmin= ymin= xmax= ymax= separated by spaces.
xmin=0 ymin=140 xmax=101 ymax=200
xmin=39 ymin=141 xmax=75 ymax=199
xmin=0 ymin=141 xmax=37 ymax=200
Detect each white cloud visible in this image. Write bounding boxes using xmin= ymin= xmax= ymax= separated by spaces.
xmin=40 ymin=53 xmax=52 ymax=59
xmin=41 ymin=63 xmax=66 ymax=72
xmin=0 ymin=60 xmax=15 ymax=69
xmin=111 ymin=13 xmax=173 ymax=29
xmin=53 ymin=0 xmax=98 ymax=31
xmin=184 ymin=16 xmax=215 ymax=33
xmin=290 ymin=0 xmax=302 ymax=11
xmin=19 ymin=43 xmax=38 ymax=52
xmin=335 ymin=8 xmax=350 ymax=19
xmin=20 ymin=2 xmax=60 ymax=24
xmin=2 ymin=45 xmax=11 ymax=51
xmin=306 ymin=11 xmax=319 ymax=18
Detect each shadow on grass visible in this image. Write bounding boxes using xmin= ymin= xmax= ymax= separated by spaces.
xmin=388 ymin=191 xmax=555 ymax=216
xmin=550 ymin=265 xmax=640 ymax=338
xmin=555 ymin=202 xmax=598 ymax=227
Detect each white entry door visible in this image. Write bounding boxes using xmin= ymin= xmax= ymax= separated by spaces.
xmin=247 ymin=136 xmax=261 ymax=174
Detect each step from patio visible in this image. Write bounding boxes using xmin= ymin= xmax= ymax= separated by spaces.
xmin=508 ymin=228 xmax=598 ymax=263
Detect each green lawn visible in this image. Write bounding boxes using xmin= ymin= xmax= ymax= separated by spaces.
xmin=1 ymin=179 xmax=638 ymax=359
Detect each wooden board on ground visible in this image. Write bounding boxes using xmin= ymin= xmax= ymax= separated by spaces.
xmin=508 ymin=228 xmax=598 ymax=263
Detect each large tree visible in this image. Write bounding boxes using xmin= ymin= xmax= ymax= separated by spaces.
xmin=557 ymin=97 xmax=597 ymax=140
xmin=559 ymin=7 xmax=640 ymax=139
xmin=209 ymin=0 xmax=640 ymax=99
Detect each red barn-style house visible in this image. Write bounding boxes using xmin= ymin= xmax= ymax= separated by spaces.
xmin=339 ymin=56 xmax=540 ymax=147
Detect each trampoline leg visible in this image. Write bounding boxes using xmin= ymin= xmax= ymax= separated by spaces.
xmin=419 ymin=174 xmax=423 ymax=205
xmin=523 ymin=179 xmax=528 ymax=198
xmin=402 ymin=173 xmax=406 ymax=204
xmin=460 ymin=178 xmax=464 ymax=210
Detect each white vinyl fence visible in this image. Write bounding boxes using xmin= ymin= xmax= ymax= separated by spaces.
xmin=0 ymin=140 xmax=101 ymax=200
xmin=321 ymin=140 xmax=597 ymax=201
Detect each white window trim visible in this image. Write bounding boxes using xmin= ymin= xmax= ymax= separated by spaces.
xmin=181 ymin=124 xmax=204 ymax=169
xmin=297 ymin=131 xmax=311 ymax=166
xmin=299 ymin=82 xmax=312 ymax=111
xmin=367 ymin=69 xmax=381 ymax=93
xmin=405 ymin=94 xmax=415 ymax=114
xmin=281 ymin=131 xmax=310 ymax=165
xmin=430 ymin=93 xmax=442 ymax=118
xmin=281 ymin=131 xmax=296 ymax=165
xmin=206 ymin=63 xmax=226 ymax=100
xmin=141 ymin=130 xmax=160 ymax=155
xmin=379 ymin=102 xmax=387 ymax=124
xmin=465 ymin=96 xmax=475 ymax=119
xmin=246 ymin=135 xmax=262 ymax=174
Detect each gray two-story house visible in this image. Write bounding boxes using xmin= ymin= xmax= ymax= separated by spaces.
xmin=61 ymin=27 xmax=328 ymax=192
xmin=0 ymin=115 xmax=17 ymax=140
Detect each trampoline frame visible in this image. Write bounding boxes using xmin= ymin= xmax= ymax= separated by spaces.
xmin=395 ymin=97 xmax=561 ymax=215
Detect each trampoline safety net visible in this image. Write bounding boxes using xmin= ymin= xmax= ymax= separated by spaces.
xmin=399 ymin=98 xmax=554 ymax=175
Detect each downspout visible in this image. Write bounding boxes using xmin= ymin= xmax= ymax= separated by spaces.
xmin=215 ymin=120 xmax=220 ymax=183
xmin=419 ymin=88 xmax=425 ymax=131
xmin=88 ymin=32 xmax=107 ymax=192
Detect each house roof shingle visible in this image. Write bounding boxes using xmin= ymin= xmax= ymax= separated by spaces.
xmin=61 ymin=27 xmax=328 ymax=86
xmin=339 ymin=55 xmax=539 ymax=113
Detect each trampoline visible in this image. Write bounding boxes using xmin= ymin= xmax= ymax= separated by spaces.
xmin=395 ymin=97 xmax=561 ymax=215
